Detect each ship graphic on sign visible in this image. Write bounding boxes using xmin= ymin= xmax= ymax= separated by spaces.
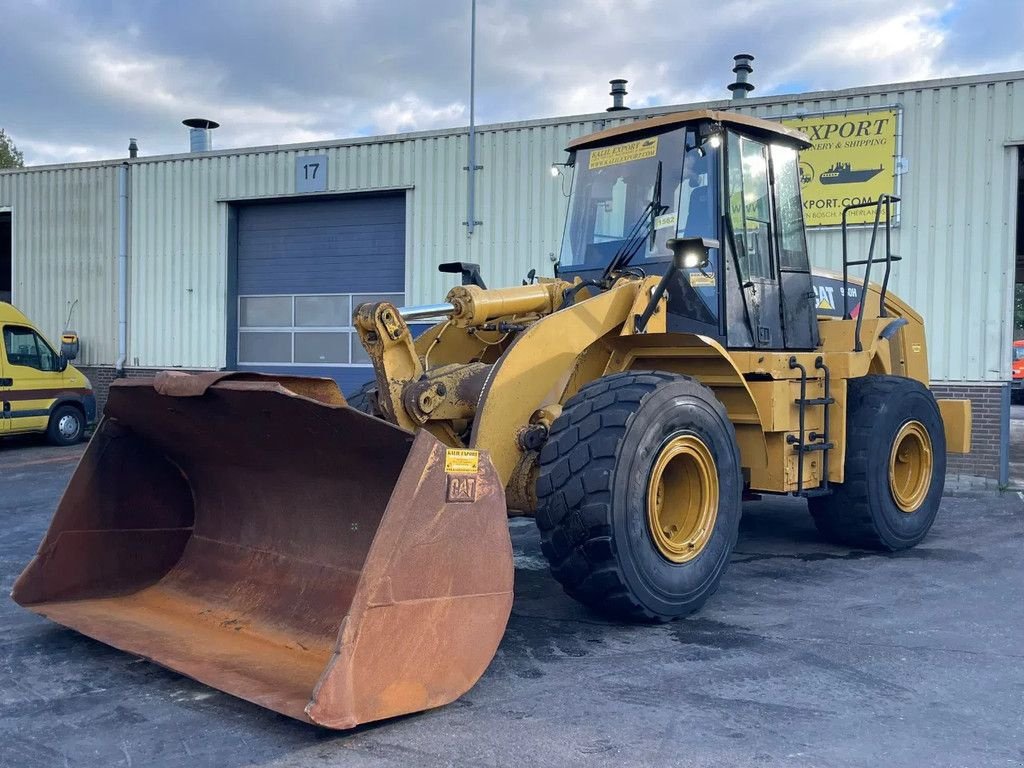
xmin=819 ymin=162 xmax=884 ymax=185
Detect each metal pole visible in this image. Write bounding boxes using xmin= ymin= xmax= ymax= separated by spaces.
xmin=466 ymin=0 xmax=477 ymax=236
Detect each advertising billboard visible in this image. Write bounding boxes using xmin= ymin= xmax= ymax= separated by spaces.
xmin=780 ymin=108 xmax=899 ymax=227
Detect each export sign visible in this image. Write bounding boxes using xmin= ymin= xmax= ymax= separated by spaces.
xmin=779 ymin=109 xmax=898 ymax=227
xmin=588 ymin=137 xmax=659 ymax=169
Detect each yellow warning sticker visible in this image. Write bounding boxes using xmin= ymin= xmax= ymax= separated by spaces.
xmin=689 ymin=272 xmax=716 ymax=287
xmin=589 ymin=137 xmax=659 ymax=169
xmin=445 ymin=448 xmax=480 ymax=474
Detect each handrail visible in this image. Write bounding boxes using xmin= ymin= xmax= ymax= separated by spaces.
xmin=840 ymin=194 xmax=900 ymax=352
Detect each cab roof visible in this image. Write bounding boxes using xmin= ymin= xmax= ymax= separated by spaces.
xmin=566 ymin=109 xmax=812 ymax=152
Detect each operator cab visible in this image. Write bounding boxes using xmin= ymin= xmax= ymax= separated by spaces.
xmin=557 ymin=109 xmax=819 ymax=351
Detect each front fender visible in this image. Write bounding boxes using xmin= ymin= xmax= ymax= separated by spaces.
xmin=469 ymin=280 xmax=639 ymax=485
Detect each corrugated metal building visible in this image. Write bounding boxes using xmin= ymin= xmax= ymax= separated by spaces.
xmin=1 ymin=70 xmax=1022 ymax=481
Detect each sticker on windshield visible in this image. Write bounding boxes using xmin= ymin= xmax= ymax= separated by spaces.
xmin=689 ymin=272 xmax=716 ymax=287
xmin=654 ymin=212 xmax=677 ymax=230
xmin=589 ymin=137 xmax=659 ymax=169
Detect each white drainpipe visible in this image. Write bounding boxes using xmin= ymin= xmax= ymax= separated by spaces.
xmin=116 ymin=162 xmax=128 ymax=374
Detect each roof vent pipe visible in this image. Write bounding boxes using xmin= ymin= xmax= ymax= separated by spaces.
xmin=182 ymin=118 xmax=220 ymax=152
xmin=607 ymin=79 xmax=629 ymax=111
xmin=128 ymin=138 xmax=138 ymax=159
xmin=728 ymin=54 xmax=755 ymax=99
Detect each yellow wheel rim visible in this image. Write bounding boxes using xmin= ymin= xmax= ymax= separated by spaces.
xmin=646 ymin=434 xmax=718 ymax=563
xmin=889 ymin=420 xmax=933 ymax=513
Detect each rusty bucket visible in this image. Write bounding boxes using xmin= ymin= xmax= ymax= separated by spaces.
xmin=12 ymin=372 xmax=513 ymax=729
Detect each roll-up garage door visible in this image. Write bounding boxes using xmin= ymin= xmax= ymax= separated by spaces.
xmin=233 ymin=194 xmax=404 ymax=394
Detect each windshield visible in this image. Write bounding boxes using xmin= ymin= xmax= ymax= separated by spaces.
xmin=559 ymin=126 xmax=715 ymax=271
xmin=1015 ymin=344 xmax=1024 ymax=361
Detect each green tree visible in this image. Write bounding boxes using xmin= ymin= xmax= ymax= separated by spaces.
xmin=0 ymin=129 xmax=25 ymax=169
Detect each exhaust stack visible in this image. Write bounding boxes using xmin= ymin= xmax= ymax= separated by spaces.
xmin=182 ymin=118 xmax=220 ymax=152
xmin=607 ymin=79 xmax=629 ymax=111
xmin=728 ymin=54 xmax=755 ymax=99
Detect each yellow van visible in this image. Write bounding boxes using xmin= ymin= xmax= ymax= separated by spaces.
xmin=0 ymin=302 xmax=95 ymax=445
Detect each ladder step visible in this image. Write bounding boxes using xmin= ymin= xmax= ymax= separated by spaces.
xmin=794 ymin=397 xmax=834 ymax=406
xmin=797 ymin=442 xmax=834 ymax=453
xmin=799 ymin=487 xmax=832 ymax=498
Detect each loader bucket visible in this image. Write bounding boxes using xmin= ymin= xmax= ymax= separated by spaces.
xmin=12 ymin=372 xmax=513 ymax=729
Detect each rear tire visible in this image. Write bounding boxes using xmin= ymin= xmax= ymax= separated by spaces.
xmin=535 ymin=371 xmax=742 ymax=622
xmin=809 ymin=375 xmax=946 ymax=550
xmin=47 ymin=404 xmax=84 ymax=446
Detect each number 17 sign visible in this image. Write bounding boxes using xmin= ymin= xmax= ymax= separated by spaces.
xmin=295 ymin=154 xmax=328 ymax=193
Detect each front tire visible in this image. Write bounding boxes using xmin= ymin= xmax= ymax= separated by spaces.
xmin=47 ymin=404 xmax=84 ymax=446
xmin=809 ymin=375 xmax=946 ymax=550
xmin=535 ymin=371 xmax=742 ymax=622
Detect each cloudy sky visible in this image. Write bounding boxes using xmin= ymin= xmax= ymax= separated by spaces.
xmin=2 ymin=0 xmax=1021 ymax=166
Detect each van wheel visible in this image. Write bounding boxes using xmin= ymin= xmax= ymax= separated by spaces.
xmin=535 ymin=371 xmax=742 ymax=622
xmin=47 ymin=405 xmax=84 ymax=446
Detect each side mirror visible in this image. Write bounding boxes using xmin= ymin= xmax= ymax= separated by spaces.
xmin=61 ymin=332 xmax=80 ymax=361
xmin=666 ymin=237 xmax=719 ymax=270
xmin=56 ymin=353 xmax=69 ymax=373
xmin=438 ymin=262 xmax=487 ymax=290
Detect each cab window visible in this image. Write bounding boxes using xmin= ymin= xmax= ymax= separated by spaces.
xmin=3 ymin=325 xmax=59 ymax=371
xmin=771 ymin=144 xmax=811 ymax=272
xmin=726 ymin=133 xmax=773 ymax=281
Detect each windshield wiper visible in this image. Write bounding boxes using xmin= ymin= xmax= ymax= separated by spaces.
xmin=601 ymin=161 xmax=668 ymax=282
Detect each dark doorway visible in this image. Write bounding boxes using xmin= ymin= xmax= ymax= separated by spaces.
xmin=1010 ymin=148 xmax=1024 ymax=485
xmin=0 ymin=212 xmax=10 ymax=303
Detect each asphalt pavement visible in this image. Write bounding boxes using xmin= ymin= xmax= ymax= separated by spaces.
xmin=1 ymin=437 xmax=1022 ymax=767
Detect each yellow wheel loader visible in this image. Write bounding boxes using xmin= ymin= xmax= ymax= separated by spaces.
xmin=13 ymin=109 xmax=972 ymax=729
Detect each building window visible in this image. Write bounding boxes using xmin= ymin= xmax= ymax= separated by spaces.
xmin=237 ymin=293 xmax=403 ymax=367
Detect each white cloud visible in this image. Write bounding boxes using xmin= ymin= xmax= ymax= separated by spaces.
xmin=370 ymin=95 xmax=467 ymax=135
xmin=17 ymin=139 xmax=99 ymax=165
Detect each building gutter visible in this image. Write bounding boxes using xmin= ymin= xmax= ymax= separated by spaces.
xmin=116 ymin=162 xmax=128 ymax=374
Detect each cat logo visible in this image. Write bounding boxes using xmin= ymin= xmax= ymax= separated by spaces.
xmin=813 ymin=284 xmax=836 ymax=311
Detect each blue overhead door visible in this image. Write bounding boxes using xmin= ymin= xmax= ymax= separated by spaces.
xmin=233 ymin=194 xmax=405 ymax=395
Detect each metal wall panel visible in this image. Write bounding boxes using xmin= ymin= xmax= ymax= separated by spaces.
xmin=0 ymin=165 xmax=119 ymax=365
xmin=2 ymin=72 xmax=1022 ymax=381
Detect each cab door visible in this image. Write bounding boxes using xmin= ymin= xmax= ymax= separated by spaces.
xmin=1 ymin=324 xmax=60 ymax=434
xmin=725 ymin=132 xmax=783 ymax=349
